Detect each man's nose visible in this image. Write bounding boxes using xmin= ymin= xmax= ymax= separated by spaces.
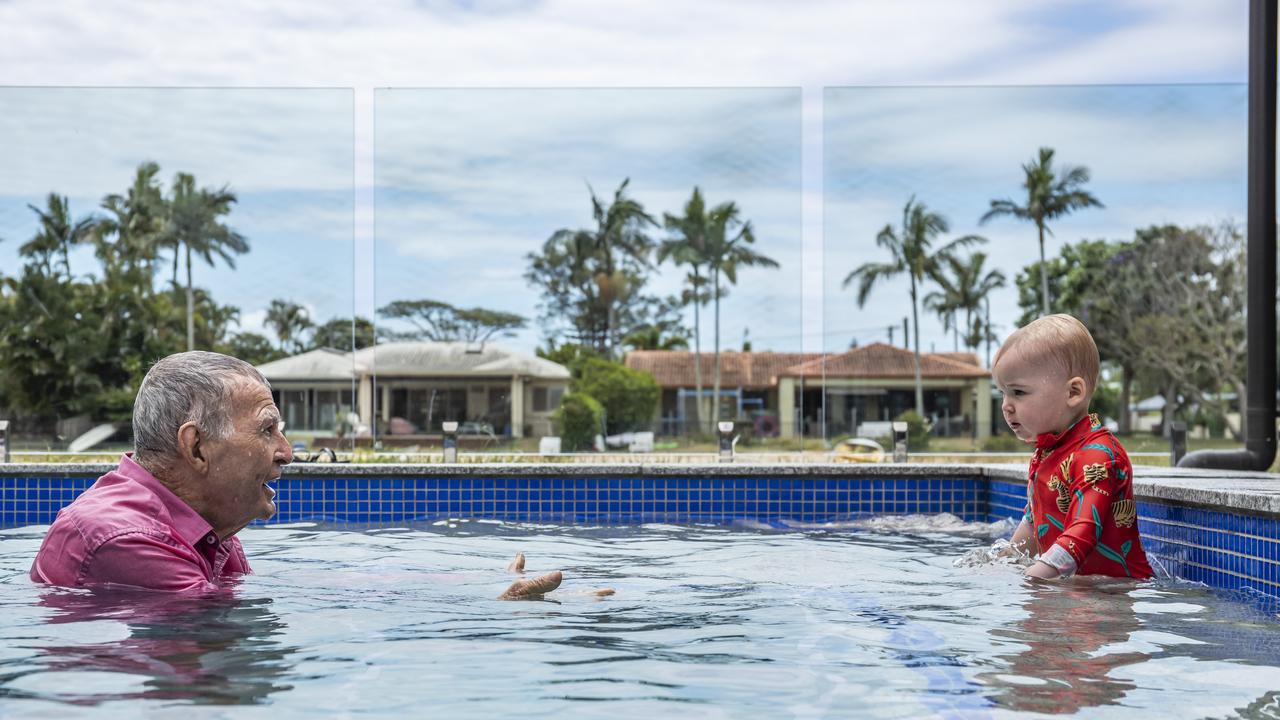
xmin=277 ymin=434 xmax=294 ymax=464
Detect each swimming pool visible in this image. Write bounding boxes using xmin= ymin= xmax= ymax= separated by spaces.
xmin=2 ymin=518 xmax=1279 ymax=718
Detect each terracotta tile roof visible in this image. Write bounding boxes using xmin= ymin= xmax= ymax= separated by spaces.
xmin=625 ymin=344 xmax=988 ymax=388
xmin=625 ymin=351 xmax=820 ymax=389
xmin=785 ymin=343 xmax=990 ymax=379
xmin=934 ymin=351 xmax=982 ymax=368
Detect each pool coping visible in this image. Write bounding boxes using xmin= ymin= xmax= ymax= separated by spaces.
xmin=4 ymin=461 xmax=1278 ymax=517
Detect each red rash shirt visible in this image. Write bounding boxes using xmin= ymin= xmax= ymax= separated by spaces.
xmin=1025 ymin=414 xmax=1153 ymax=579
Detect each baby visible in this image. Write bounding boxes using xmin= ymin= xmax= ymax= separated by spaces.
xmin=993 ymin=314 xmax=1152 ymax=580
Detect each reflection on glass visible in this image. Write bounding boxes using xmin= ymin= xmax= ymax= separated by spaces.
xmin=374 ymin=89 xmax=801 ymax=454
xmin=822 ymin=85 xmax=1247 ymax=452
xmin=0 ymin=88 xmax=357 ymax=459
xmin=23 ymin=587 xmax=294 ymax=706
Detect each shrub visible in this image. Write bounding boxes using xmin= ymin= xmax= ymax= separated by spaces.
xmin=895 ymin=410 xmax=931 ymax=451
xmin=553 ymin=392 xmax=604 ymax=451
xmin=575 ymin=357 xmax=660 ymax=434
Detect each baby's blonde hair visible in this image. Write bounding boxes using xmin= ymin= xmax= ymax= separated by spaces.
xmin=993 ymin=314 xmax=1100 ymax=398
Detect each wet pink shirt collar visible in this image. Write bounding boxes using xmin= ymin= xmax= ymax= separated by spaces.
xmin=118 ymin=453 xmax=219 ymax=542
xmin=29 ymin=453 xmax=251 ymax=592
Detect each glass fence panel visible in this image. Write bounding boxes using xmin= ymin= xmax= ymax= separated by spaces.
xmin=0 ymin=88 xmax=356 ymax=456
xmin=374 ymin=88 xmax=802 ymax=456
xmin=823 ymin=84 xmax=1248 ymax=461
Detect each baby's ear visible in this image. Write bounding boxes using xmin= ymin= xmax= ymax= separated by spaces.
xmin=1066 ymin=376 xmax=1088 ymax=408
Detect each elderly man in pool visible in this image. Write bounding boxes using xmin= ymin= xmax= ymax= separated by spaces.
xmin=30 ymin=351 xmax=561 ymax=599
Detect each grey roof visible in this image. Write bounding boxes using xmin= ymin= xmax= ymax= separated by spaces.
xmin=257 ymin=342 xmax=570 ymax=381
xmin=257 ymin=348 xmax=361 ymax=381
xmin=353 ymin=342 xmax=571 ymax=380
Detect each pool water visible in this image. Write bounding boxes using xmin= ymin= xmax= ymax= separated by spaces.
xmin=2 ymin=517 xmax=1279 ymax=718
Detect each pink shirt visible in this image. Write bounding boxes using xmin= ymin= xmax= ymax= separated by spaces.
xmin=30 ymin=454 xmax=252 ymax=592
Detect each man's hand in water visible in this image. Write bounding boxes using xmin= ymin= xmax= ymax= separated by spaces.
xmin=497 ymin=552 xmax=614 ymax=599
xmin=499 ymin=570 xmax=564 ymax=599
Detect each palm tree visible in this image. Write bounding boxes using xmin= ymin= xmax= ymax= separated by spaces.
xmin=923 ymin=284 xmax=963 ymax=352
xmin=703 ymin=201 xmax=779 ymax=425
xmin=843 ymin=197 xmax=984 ymax=415
xmin=265 ymin=299 xmax=312 ymax=353
xmin=623 ymin=324 xmax=689 ymax=352
xmin=22 ymin=194 xmax=98 ymax=280
xmin=980 ymin=147 xmax=1103 ymax=316
xmin=659 ymin=188 xmax=712 ymax=432
xmin=925 ymin=253 xmax=1006 ymax=353
xmin=98 ymin=162 xmax=166 ymax=277
xmin=545 ymin=179 xmax=656 ymax=357
xmin=158 ymin=173 xmax=249 ymax=351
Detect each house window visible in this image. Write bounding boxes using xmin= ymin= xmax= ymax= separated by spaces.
xmin=532 ymin=387 xmax=564 ymax=412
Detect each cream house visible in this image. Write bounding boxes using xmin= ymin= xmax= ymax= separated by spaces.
xmin=256 ymin=342 xmax=570 ymax=439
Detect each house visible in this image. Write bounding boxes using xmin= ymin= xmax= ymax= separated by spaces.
xmin=256 ymin=342 xmax=571 ymax=439
xmin=625 ymin=343 xmax=991 ymax=439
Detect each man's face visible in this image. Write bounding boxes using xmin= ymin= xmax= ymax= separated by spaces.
xmin=200 ymin=379 xmax=292 ymax=537
xmin=992 ymin=351 xmax=1080 ymax=443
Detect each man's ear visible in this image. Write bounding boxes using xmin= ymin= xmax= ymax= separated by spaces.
xmin=176 ymin=421 xmax=209 ymax=474
xmin=1066 ymin=376 xmax=1088 ymax=409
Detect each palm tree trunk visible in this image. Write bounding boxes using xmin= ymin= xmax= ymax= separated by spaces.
xmin=1038 ymin=222 xmax=1049 ymax=317
xmin=910 ymin=276 xmax=924 ymax=416
xmin=692 ymin=277 xmax=704 ymax=435
xmin=713 ymin=268 xmax=722 ymax=425
xmin=964 ymin=307 xmax=973 ymax=352
xmin=185 ymin=242 xmax=194 ymax=351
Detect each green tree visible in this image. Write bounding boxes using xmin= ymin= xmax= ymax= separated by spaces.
xmin=377 ymin=299 xmax=526 ymax=345
xmin=843 ymin=196 xmax=984 ymax=415
xmin=98 ymin=162 xmax=167 ymax=277
xmin=157 ymin=173 xmax=249 ymax=351
xmin=981 ymin=147 xmax=1103 ymax=317
xmin=924 ymin=252 xmax=1006 ymax=353
xmin=22 ymin=194 xmax=98 ymax=279
xmin=1015 ymin=239 xmax=1136 ymax=431
xmin=536 ymin=340 xmax=603 ymax=379
xmin=659 ymin=187 xmax=712 ymax=431
xmin=525 ymin=179 xmax=658 ymax=356
xmin=222 ymin=331 xmax=282 ymax=366
xmin=0 ymin=199 xmax=108 ymax=430
xmin=702 ymin=200 xmax=778 ymax=424
xmin=265 ymin=299 xmax=313 ymax=353
xmin=553 ymin=392 xmax=604 ymax=451
xmin=574 ymin=357 xmax=661 ymax=434
xmin=623 ymin=323 xmax=689 ymax=351
xmin=311 ymin=316 xmax=376 ymax=350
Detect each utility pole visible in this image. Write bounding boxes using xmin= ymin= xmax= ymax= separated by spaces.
xmin=902 ymin=317 xmax=909 ymax=349
xmin=887 ymin=325 xmax=895 ymax=345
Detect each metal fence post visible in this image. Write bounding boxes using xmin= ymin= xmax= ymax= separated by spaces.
xmin=1170 ymin=421 xmax=1187 ymax=467
xmin=442 ymin=421 xmax=459 ymax=464
xmin=892 ymin=421 xmax=909 ymax=463
xmin=718 ymin=421 xmax=736 ymax=463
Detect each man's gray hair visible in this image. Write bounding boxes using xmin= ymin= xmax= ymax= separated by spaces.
xmin=133 ymin=351 xmax=271 ymax=458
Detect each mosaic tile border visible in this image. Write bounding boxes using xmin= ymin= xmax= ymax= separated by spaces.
xmin=1 ymin=475 xmax=987 ymax=526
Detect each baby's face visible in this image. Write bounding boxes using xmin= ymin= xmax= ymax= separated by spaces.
xmin=992 ymin=351 xmax=1082 ymax=443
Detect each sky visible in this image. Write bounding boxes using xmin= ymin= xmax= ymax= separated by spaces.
xmin=0 ymin=0 xmax=1253 ymax=359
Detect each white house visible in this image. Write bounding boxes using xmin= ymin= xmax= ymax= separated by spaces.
xmin=256 ymin=342 xmax=571 ymax=439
